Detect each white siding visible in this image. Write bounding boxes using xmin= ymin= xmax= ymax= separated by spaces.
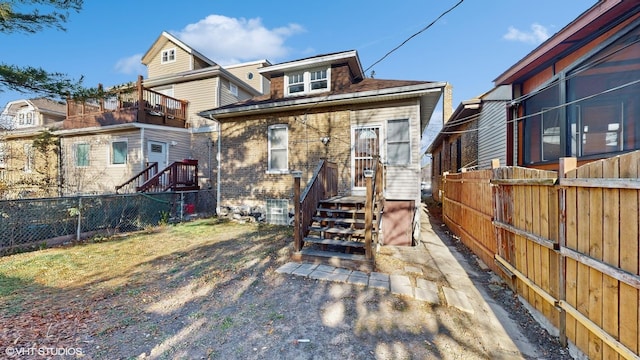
xmin=351 ymin=100 xmax=421 ymax=201
xmin=477 ymin=100 xmax=508 ymax=169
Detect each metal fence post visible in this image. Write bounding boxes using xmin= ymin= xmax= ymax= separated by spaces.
xmin=76 ymin=197 xmax=82 ymax=241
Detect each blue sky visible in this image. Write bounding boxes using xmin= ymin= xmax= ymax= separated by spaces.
xmin=1 ymin=0 xmax=596 ymax=133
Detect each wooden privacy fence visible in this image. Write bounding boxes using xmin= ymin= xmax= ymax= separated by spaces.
xmin=441 ymin=152 xmax=640 ymax=360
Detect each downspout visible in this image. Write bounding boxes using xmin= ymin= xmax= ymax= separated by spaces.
xmin=140 ymin=128 xmax=145 ymax=171
xmin=215 ymin=78 xmax=222 ymax=214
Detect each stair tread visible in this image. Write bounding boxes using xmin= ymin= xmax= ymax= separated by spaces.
xmin=316 ymin=207 xmax=363 ymax=214
xmin=303 ymin=237 xmax=365 ymax=247
xmin=308 ymin=226 xmax=365 ymax=235
xmin=312 ymin=216 xmax=364 ymax=224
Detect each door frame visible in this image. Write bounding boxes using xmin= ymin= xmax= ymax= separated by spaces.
xmin=351 ymin=124 xmax=382 ymax=196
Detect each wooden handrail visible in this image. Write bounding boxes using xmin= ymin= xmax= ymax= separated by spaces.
xmin=294 ymin=160 xmax=338 ymax=251
xmin=136 ymin=160 xmax=198 ymax=193
xmin=364 ymin=157 xmax=384 ymax=260
xmin=115 ymin=162 xmax=158 ymax=194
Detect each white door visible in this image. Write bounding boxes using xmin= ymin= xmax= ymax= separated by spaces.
xmin=148 ymin=141 xmax=167 ymax=170
xmin=352 ymin=126 xmax=380 ymax=195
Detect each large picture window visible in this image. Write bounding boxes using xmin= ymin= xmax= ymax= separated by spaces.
xmin=387 ymin=119 xmax=410 ymax=165
xmin=111 ymin=141 xmax=127 ymax=165
xmin=268 ymin=125 xmax=288 ymax=172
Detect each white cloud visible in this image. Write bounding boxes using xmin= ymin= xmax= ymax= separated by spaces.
xmin=114 ymin=54 xmax=145 ymax=75
xmin=503 ymin=23 xmax=550 ymax=44
xmin=174 ymin=15 xmax=304 ymax=65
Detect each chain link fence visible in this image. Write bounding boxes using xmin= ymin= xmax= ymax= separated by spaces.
xmin=0 ymin=190 xmax=215 ymax=255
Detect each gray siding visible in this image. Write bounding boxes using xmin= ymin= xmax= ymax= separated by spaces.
xmin=478 ymin=100 xmax=508 ymax=169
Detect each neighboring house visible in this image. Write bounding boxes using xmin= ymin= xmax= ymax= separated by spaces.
xmin=200 ymin=50 xmax=449 ymax=246
xmin=494 ymin=0 xmax=640 ymax=169
xmin=0 ymin=98 xmax=66 ymax=199
xmin=427 ymin=85 xmax=510 ymax=201
xmin=57 ymin=31 xmax=269 ymax=195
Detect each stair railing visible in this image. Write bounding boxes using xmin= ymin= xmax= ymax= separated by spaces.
xmin=115 ymin=162 xmax=158 ymax=194
xmin=293 ymin=160 xmax=338 ymax=252
xmin=136 ymin=160 xmax=198 ymax=193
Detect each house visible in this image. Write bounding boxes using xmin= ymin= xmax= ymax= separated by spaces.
xmin=494 ymin=0 xmax=640 ymax=169
xmin=0 ymin=98 xmax=66 ymax=199
xmin=57 ymin=31 xmax=269 ymax=196
xmin=427 ymin=85 xmax=510 ymax=201
xmin=199 ymin=50 xmax=449 ymax=258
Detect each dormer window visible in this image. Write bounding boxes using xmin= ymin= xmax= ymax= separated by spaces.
xmin=285 ymin=67 xmax=330 ymax=96
xmin=161 ymin=48 xmax=176 ymax=64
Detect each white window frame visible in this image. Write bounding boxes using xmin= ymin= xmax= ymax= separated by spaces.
xmin=230 ymin=83 xmax=238 ymax=96
xmin=284 ymin=67 xmax=331 ymax=96
xmin=74 ymin=142 xmax=90 ymax=167
xmin=387 ymin=119 xmax=411 ymax=165
xmin=267 ymin=124 xmax=289 ymax=174
xmin=161 ymin=48 xmax=176 ymax=64
xmin=110 ymin=140 xmax=128 ymax=166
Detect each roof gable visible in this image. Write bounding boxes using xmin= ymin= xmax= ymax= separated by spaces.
xmin=141 ymin=31 xmax=216 ymax=67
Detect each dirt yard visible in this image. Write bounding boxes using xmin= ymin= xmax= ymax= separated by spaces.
xmin=0 ymin=202 xmax=571 ymax=359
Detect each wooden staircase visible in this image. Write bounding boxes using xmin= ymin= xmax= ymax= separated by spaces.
xmin=292 ymin=196 xmax=375 ymax=271
xmin=291 ymin=159 xmax=384 ymax=273
xmin=115 ymin=160 xmax=200 ymax=194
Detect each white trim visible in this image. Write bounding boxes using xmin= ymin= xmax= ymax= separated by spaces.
xmin=267 ymin=124 xmax=288 ymax=173
xmin=350 ymin=124 xmax=382 ymax=195
xmin=386 ymin=118 xmax=412 ymax=165
xmin=284 ymin=67 xmax=331 ymax=97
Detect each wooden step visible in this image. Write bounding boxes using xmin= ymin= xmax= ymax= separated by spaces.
xmin=308 ymin=226 xmax=365 ymax=236
xmin=291 ymin=248 xmax=374 ymax=272
xmin=312 ymin=216 xmax=364 ymax=224
xmin=316 ymin=207 xmax=363 ymax=215
xmin=303 ymin=236 xmax=365 ymax=248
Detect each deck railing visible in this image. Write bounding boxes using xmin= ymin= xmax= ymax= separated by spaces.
xmin=293 ymin=160 xmax=338 ymax=252
xmin=66 ymin=76 xmax=188 ymax=128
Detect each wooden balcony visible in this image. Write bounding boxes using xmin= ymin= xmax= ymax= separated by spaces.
xmin=64 ymin=76 xmax=188 ymax=130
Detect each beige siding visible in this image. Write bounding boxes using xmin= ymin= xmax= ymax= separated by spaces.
xmin=173 ymin=78 xmax=219 ymax=128
xmin=147 ymin=43 xmax=193 ymax=79
xmin=225 ymin=63 xmax=269 ymax=94
xmin=60 ymin=130 xmax=142 ymax=195
xmin=143 ymin=128 xmax=191 ymax=164
xmin=351 ymin=100 xmax=421 ymax=201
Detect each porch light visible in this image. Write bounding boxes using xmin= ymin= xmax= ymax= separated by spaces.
xmin=363 ymin=169 xmax=374 ymax=178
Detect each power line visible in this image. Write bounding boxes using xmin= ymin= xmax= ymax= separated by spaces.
xmin=364 ymin=0 xmax=465 ymax=74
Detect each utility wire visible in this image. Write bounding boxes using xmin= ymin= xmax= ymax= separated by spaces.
xmin=364 ymin=0 xmax=465 ymax=74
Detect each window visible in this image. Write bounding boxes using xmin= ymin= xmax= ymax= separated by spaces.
xmin=268 ymin=125 xmax=288 ymax=172
xmin=111 ymin=141 xmax=127 ymax=165
xmin=0 ymin=143 xmax=6 ymax=168
xmin=26 ymin=112 xmax=33 ymax=125
xmin=310 ymin=69 xmax=328 ymax=90
xmin=23 ymin=144 xmax=33 ymax=173
xmin=230 ymin=83 xmax=238 ymax=96
xmin=387 ymin=119 xmax=410 ymax=165
xmin=287 ymin=72 xmax=305 ymax=94
xmin=161 ymin=48 xmax=176 ymax=63
xmin=285 ymin=68 xmax=330 ymax=96
xmin=75 ymin=143 xmax=90 ymax=167
xmin=18 ymin=113 xmax=24 ymax=125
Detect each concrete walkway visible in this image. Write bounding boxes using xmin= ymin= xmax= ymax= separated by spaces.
xmin=276 ymin=202 xmax=550 ymax=359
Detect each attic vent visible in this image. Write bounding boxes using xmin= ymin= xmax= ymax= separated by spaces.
xmin=266 ymin=199 xmax=289 ymax=225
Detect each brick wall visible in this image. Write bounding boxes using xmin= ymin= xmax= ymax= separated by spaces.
xmin=220 ymin=108 xmax=352 ymax=209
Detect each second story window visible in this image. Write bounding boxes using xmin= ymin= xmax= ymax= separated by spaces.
xmin=230 ymin=83 xmax=238 ymax=96
xmin=161 ymin=48 xmax=176 ymax=64
xmin=288 ymin=73 xmax=305 ymax=94
xmin=285 ymin=68 xmax=330 ymax=96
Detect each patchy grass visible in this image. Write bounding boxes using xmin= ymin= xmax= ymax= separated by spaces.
xmin=0 ymin=217 xmax=292 ymax=353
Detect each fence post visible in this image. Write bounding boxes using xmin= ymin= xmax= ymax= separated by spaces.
xmin=292 ymin=171 xmax=302 ymax=252
xmin=558 ymin=157 xmax=576 ymax=347
xmin=76 ymin=197 xmax=82 ymax=241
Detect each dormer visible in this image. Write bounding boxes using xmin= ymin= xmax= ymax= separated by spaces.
xmin=141 ymin=31 xmax=217 ymax=79
xmin=259 ymin=50 xmax=364 ymax=100
xmin=0 ymin=98 xmax=65 ymax=130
